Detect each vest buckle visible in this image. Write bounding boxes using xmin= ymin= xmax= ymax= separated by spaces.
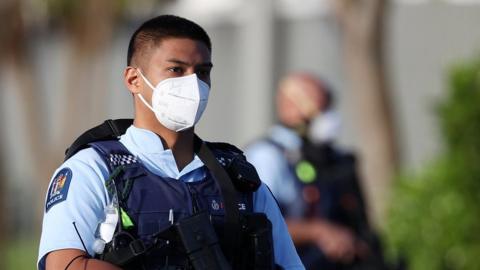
xmin=129 ymin=239 xmax=146 ymax=256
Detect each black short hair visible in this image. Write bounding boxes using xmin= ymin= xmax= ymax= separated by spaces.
xmin=127 ymin=15 xmax=212 ymax=66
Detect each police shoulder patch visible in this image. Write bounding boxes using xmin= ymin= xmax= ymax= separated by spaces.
xmin=46 ymin=167 xmax=73 ymax=212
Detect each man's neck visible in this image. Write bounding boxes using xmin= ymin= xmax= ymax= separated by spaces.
xmin=133 ymin=117 xmax=195 ymax=171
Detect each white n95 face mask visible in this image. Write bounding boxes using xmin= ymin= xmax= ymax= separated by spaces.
xmin=137 ymin=71 xmax=210 ymax=132
xmin=308 ymin=110 xmax=341 ymax=144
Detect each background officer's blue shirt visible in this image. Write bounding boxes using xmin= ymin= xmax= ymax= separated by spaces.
xmin=245 ymin=125 xmax=302 ymax=207
xmin=38 ymin=125 xmax=304 ymax=270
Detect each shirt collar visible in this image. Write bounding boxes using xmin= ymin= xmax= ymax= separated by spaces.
xmin=121 ymin=125 xmax=166 ymax=153
xmin=118 ymin=125 xmax=206 ymax=180
xmin=270 ymin=124 xmax=303 ymax=151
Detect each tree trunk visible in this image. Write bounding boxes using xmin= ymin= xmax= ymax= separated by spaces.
xmin=59 ymin=0 xmax=118 ymax=146
xmin=0 ymin=3 xmax=46 ymax=265
xmin=0 ymin=0 xmax=119 ymax=242
xmin=333 ymin=0 xmax=398 ymax=226
xmin=0 ymin=135 xmax=5 ymax=270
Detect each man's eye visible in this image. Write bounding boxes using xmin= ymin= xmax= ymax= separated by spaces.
xmin=168 ymin=67 xmax=183 ymax=73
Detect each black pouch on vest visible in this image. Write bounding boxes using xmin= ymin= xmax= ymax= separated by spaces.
xmin=174 ymin=211 xmax=231 ymax=270
xmin=240 ymin=213 xmax=274 ymax=270
xmin=226 ymin=157 xmax=261 ymax=192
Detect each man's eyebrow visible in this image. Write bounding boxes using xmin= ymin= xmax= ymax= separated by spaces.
xmin=166 ymin=59 xmax=213 ymax=67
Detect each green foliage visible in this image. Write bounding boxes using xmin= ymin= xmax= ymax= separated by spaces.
xmin=6 ymin=236 xmax=38 ymax=270
xmin=385 ymin=57 xmax=480 ymax=270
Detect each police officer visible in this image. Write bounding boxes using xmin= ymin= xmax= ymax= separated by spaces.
xmin=245 ymin=73 xmax=384 ymax=269
xmin=38 ymin=15 xmax=304 ymax=270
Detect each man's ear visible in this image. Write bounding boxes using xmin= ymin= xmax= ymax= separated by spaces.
xmin=124 ymin=66 xmax=141 ymax=94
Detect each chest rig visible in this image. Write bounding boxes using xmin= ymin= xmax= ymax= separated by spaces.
xmin=263 ymin=137 xmax=362 ymax=223
xmin=263 ymin=137 xmax=384 ymax=270
xmin=65 ymin=120 xmax=274 ymax=270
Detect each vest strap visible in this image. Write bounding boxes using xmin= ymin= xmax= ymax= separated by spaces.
xmin=65 ymin=119 xmax=133 ymax=160
xmin=194 ymin=135 xmax=241 ymax=265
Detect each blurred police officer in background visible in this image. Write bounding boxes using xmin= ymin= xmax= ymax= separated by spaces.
xmin=38 ymin=15 xmax=304 ymax=270
xmin=246 ymin=73 xmax=387 ymax=270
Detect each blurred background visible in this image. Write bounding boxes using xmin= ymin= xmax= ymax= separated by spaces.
xmin=1 ymin=0 xmax=480 ymax=269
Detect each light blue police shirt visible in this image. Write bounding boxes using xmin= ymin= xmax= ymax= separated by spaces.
xmin=245 ymin=125 xmax=303 ymax=207
xmin=38 ymin=125 xmax=304 ymax=270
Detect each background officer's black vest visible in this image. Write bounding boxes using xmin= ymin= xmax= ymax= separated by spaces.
xmin=264 ymin=137 xmax=389 ymax=270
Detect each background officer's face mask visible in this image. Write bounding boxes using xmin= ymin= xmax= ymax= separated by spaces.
xmin=137 ymin=70 xmax=210 ymax=132
xmin=307 ymin=110 xmax=341 ymax=144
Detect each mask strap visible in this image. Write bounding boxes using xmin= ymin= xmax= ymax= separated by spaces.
xmin=137 ymin=94 xmax=155 ymax=113
xmin=136 ymin=69 xmax=156 ymax=113
xmin=137 ymin=69 xmax=157 ymax=91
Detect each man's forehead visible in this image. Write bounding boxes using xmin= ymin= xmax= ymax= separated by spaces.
xmin=150 ymin=38 xmax=211 ymax=60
